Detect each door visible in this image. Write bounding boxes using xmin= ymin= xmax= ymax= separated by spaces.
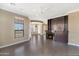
xmin=50 ymin=16 xmax=68 ymax=43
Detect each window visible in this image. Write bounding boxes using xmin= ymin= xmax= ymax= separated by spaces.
xmin=15 ymin=23 xmax=24 ymax=30
xmin=14 ymin=17 xmax=24 ymax=38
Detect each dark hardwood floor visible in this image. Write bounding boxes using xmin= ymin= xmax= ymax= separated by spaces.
xmin=0 ymin=35 xmax=79 ymax=56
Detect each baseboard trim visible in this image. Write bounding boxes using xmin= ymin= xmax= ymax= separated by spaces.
xmin=0 ymin=38 xmax=31 ymax=49
xmin=68 ymin=43 xmax=79 ymax=47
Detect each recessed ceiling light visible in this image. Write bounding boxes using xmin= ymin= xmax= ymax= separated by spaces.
xmin=44 ymin=8 xmax=48 ymax=10
xmin=32 ymin=9 xmax=37 ymax=12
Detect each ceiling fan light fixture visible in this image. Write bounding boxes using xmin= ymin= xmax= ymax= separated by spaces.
xmin=10 ymin=3 xmax=16 ymax=6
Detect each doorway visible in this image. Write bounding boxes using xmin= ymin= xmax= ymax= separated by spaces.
xmin=30 ymin=21 xmax=43 ymax=35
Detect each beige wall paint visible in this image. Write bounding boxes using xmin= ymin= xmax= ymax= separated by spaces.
xmin=0 ymin=9 xmax=30 ymax=48
xmin=68 ymin=11 xmax=79 ymax=45
xmin=42 ymin=24 xmax=47 ymax=34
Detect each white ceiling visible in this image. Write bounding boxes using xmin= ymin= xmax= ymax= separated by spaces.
xmin=0 ymin=3 xmax=79 ymax=20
